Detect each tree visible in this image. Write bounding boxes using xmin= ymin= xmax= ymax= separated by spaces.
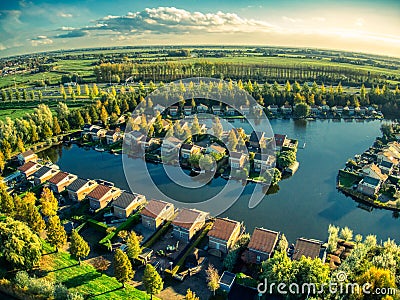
xmin=40 ymin=187 xmax=58 ymax=217
xmin=277 ymin=233 xmax=288 ymax=252
xmin=100 ymin=106 xmax=109 ymax=125
xmin=143 ymin=264 xmax=163 ymax=299
xmin=92 ymin=83 xmax=99 ymax=97
xmin=199 ymin=154 xmax=215 ymax=172
xmin=185 ymin=289 xmax=199 ymax=300
xmin=1 ymin=140 xmax=12 ymax=160
xmin=0 ymin=182 xmax=14 ymax=214
xmin=0 ymin=217 xmax=42 ymax=269
xmin=25 ymin=203 xmax=45 ymax=233
xmin=38 ymin=90 xmax=43 ymax=101
xmin=212 ymin=117 xmax=223 ymax=139
xmin=126 ymin=231 xmax=142 ymax=261
xmin=327 ymin=224 xmax=339 ymax=253
xmin=191 ymin=115 xmax=202 ymax=137
xmin=76 ymin=84 xmax=81 ymax=96
xmin=206 ymin=265 xmax=220 ymax=296
xmin=70 ymin=230 xmax=90 ymax=264
xmin=293 ymin=102 xmax=310 ymax=118
xmin=114 ymin=249 xmax=134 ymax=288
xmin=42 ymin=123 xmax=53 ymax=138
xmin=260 ymin=250 xmax=294 ymax=286
xmin=91 ymin=256 xmax=111 ymax=275
xmin=84 ymin=84 xmax=90 ymax=96
xmin=47 ymin=215 xmax=67 ymax=252
xmin=16 ymin=137 xmax=25 ymax=152
xmin=277 ymin=150 xmax=296 ymax=169
xmin=227 ymin=129 xmax=238 ymax=151
xmin=340 ymin=226 xmax=353 ymax=241
xmin=0 ymin=151 xmax=5 ymax=174
xmin=56 ymin=102 xmax=70 ymax=120
xmin=356 ymin=266 xmax=395 ymax=299
xmin=53 ymin=117 xmax=61 ymax=135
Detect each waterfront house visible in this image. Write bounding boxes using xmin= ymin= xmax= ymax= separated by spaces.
xmin=395 ymin=133 xmax=400 ymax=141
xmin=281 ymin=104 xmax=292 ymax=115
xmin=249 ymin=131 xmax=266 ymax=148
xmin=359 ymin=107 xmax=367 ymax=115
xmin=169 ymin=106 xmax=179 ymax=116
xmin=212 ymin=105 xmax=223 ymax=115
xmin=208 ymin=217 xmax=241 ymax=254
xmin=87 ymin=184 xmax=121 ymax=210
xmin=89 ymin=126 xmax=107 ymax=141
xmin=253 ymin=153 xmax=271 ymax=172
xmin=180 ymin=143 xmax=202 ymax=159
xmin=184 ymin=106 xmax=193 ymax=116
xmin=172 ymin=208 xmax=208 ymax=242
xmin=139 ymin=136 xmax=158 ymax=150
xmin=112 ymin=191 xmax=146 ymax=219
xmin=161 ymin=137 xmax=182 ymax=155
xmin=282 ymin=138 xmax=298 ymax=151
xmin=267 ymin=105 xmax=279 ymax=114
xmin=240 ymin=105 xmax=250 ymax=115
xmin=18 ymin=161 xmax=41 ymax=179
xmin=48 ymin=171 xmax=78 ymax=194
xmin=377 ymin=150 xmax=399 ymax=166
xmin=141 ymin=199 xmax=175 ymax=231
xmin=361 ymin=164 xmax=388 ymax=181
xmin=357 ymin=176 xmax=381 ymax=197
xmin=348 ymin=106 xmax=355 ymax=115
xmin=82 ymin=124 xmax=97 ymax=136
xmin=32 ymin=165 xmax=60 ymax=186
xmin=336 ymin=106 xmax=344 ymax=114
xmin=229 ymin=151 xmax=247 ymax=169
xmin=225 ymin=106 xmax=236 ymax=116
xmin=206 ymin=144 xmax=226 ymax=157
xmin=274 ymin=133 xmax=287 ymax=151
xmin=292 ymin=238 xmax=326 ymax=262
xmin=197 ymin=104 xmax=208 ymax=113
xmin=310 ymin=105 xmax=321 ymax=115
xmin=242 ymin=227 xmax=279 ymax=264
xmin=379 ymin=161 xmax=394 ymax=175
xmin=66 ymin=178 xmax=98 ymax=201
xmin=125 ymin=131 xmax=145 ymax=146
xmin=105 ymin=129 xmax=123 ymax=144
xmin=321 ymin=105 xmax=330 ymax=112
xmin=17 ymin=150 xmax=38 ymax=165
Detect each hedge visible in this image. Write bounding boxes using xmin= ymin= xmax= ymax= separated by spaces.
xmin=87 ymin=219 xmax=108 ymax=232
xmin=142 ymin=220 xmax=172 ymax=249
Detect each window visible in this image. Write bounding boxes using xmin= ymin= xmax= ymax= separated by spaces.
xmin=256 ymin=255 xmax=261 ymax=263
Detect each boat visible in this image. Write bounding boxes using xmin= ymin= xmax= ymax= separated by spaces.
xmin=94 ymin=146 xmax=105 ymax=152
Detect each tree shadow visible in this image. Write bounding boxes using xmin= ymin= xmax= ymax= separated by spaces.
xmin=62 ymin=272 xmax=102 ymax=289
xmin=87 ymin=286 xmax=124 ymax=298
xmin=47 ymin=263 xmax=79 ymax=273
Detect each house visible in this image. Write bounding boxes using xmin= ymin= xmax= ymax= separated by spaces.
xmin=17 ymin=150 xmax=38 ymax=165
xmin=253 ymin=153 xmax=271 ymax=172
xmin=249 ymin=131 xmax=266 ymax=148
xmin=225 ymin=106 xmax=236 ymax=116
xmin=153 ymin=104 xmax=166 ymax=114
xmin=336 ymin=106 xmax=344 ymax=114
xmin=357 ymin=176 xmax=381 ymax=197
xmin=105 ymin=129 xmax=123 ymax=144
xmin=282 ymin=138 xmax=299 ymax=151
xmin=32 ymin=165 xmax=60 ymax=186
xmin=48 ymin=172 xmax=78 ymax=194
xmin=172 ymin=208 xmax=208 ymax=242
xmin=197 ymin=104 xmax=208 ymax=113
xmin=229 ymin=151 xmax=247 ymax=169
xmin=208 ymin=218 xmax=241 ymax=254
xmin=169 ymin=106 xmax=179 ymax=116
xmin=125 ymin=131 xmax=145 ymax=146
xmin=321 ymin=105 xmax=330 ymax=112
xmin=395 ymin=133 xmax=400 ymax=141
xmin=377 ymin=150 xmax=399 ymax=166
xmin=310 ymin=105 xmax=321 ymax=115
xmin=361 ymin=164 xmax=388 ymax=181
xmin=267 ymin=105 xmax=279 ymax=114
xmin=87 ymin=184 xmax=121 ymax=210
xmin=82 ymin=124 xmax=97 ymax=136
xmin=112 ymin=191 xmax=146 ymax=219
xmin=206 ymin=144 xmax=226 ymax=157
xmin=379 ymin=161 xmax=394 ymax=175
xmin=17 ymin=161 xmax=41 ymax=179
xmin=212 ymin=105 xmax=223 ymax=115
xmin=89 ymin=126 xmax=107 ymax=141
xmin=358 ymin=107 xmax=367 ymax=115
xmin=252 ymin=104 xmax=264 ymax=116
xmin=66 ymin=178 xmax=98 ymax=201
xmin=161 ymin=137 xmax=182 ymax=155
xmin=274 ymin=134 xmax=287 ymax=151
xmin=242 ymin=227 xmax=279 ymax=264
xmin=138 ymin=136 xmax=158 ymax=150
xmin=292 ymin=238 xmax=326 ymax=262
xmin=141 ymin=199 xmax=175 ymax=231
xmin=180 ymin=144 xmax=202 ymax=159
xmin=348 ymin=106 xmax=355 ymax=115
xmin=184 ymin=106 xmax=193 ymax=116
xmin=219 ymin=271 xmax=236 ymax=292
xmin=240 ymin=105 xmax=250 ymax=115
xmin=281 ymin=104 xmax=292 ymax=115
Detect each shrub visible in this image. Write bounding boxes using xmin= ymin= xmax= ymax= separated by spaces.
xmin=14 ymin=271 xmax=30 ymax=289
xmin=54 ymin=283 xmax=69 ymax=300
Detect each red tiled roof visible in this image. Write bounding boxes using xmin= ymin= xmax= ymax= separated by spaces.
xmin=248 ymin=228 xmax=279 ymax=254
xmin=208 ymin=218 xmax=240 ymax=241
xmin=172 ymin=208 xmax=205 ymax=229
xmin=87 ymin=184 xmax=111 ymax=200
xmin=18 ymin=161 xmax=37 ymax=172
xmin=229 ymin=151 xmax=245 ymax=159
xmin=274 ymin=134 xmax=287 ymax=147
xmin=292 ymin=238 xmax=322 ymax=260
xmin=20 ymin=150 xmax=35 ymax=158
xmin=141 ymin=199 xmax=171 ymax=218
xmin=48 ymin=172 xmax=69 ymax=184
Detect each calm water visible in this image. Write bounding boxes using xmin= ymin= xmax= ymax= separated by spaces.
xmin=39 ymin=119 xmax=400 ymax=243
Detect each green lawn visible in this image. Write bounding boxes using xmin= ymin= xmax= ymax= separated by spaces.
xmin=42 ymin=243 xmax=153 ymax=300
xmin=338 ymin=170 xmax=361 ymax=188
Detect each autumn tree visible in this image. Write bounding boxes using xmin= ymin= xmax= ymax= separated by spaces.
xmin=114 ymin=249 xmax=134 ymax=288
xmin=92 ymin=256 xmax=111 ymax=275
xmin=212 ymin=117 xmax=223 ymax=139
xmin=185 ymin=289 xmax=199 ymax=300
xmin=0 ymin=151 xmax=5 ymax=174
xmin=100 ymin=106 xmax=109 ymax=125
xmin=0 ymin=182 xmax=14 ymax=214
xmin=40 ymin=187 xmax=58 ymax=217
xmin=70 ymin=230 xmax=90 ymax=264
xmin=227 ymin=129 xmax=238 ymax=151
xmin=53 ymin=117 xmax=61 ymax=135
xmin=206 ymin=265 xmax=220 ymax=296
xmin=47 ymin=215 xmax=67 ymax=252
xmin=126 ymin=231 xmax=142 ymax=261
xmin=25 ymin=203 xmax=45 ymax=233
xmin=143 ymin=264 xmax=163 ymax=299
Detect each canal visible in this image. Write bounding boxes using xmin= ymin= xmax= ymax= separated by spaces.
xmin=39 ymin=119 xmax=400 ymax=243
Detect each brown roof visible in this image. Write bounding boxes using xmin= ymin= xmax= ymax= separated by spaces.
xmin=274 ymin=134 xmax=287 ymax=147
xmin=141 ymin=199 xmax=172 ymax=218
xmin=209 ymin=145 xmax=226 ymax=153
xmin=48 ymin=171 xmax=69 ymax=184
xmin=20 ymin=150 xmax=35 ymax=158
xmin=87 ymin=184 xmax=111 ymax=200
xmin=292 ymin=238 xmax=322 ymax=260
xmin=208 ymin=218 xmax=240 ymax=241
xmin=18 ymin=161 xmax=37 ymax=172
xmin=248 ymin=227 xmax=279 ymax=254
xmin=172 ymin=208 xmax=206 ymax=229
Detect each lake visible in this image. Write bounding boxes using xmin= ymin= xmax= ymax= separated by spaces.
xmin=39 ymin=119 xmax=400 ymax=243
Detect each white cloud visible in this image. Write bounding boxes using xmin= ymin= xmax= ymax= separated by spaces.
xmin=282 ymin=16 xmax=303 ymax=23
xmin=58 ymin=12 xmax=73 ymax=18
xmin=355 ymin=18 xmax=364 ymax=27
xmin=0 ymin=43 xmax=6 ymax=50
xmin=31 ymin=36 xmax=53 ymax=46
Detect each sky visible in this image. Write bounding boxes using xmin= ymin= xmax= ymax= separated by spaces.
xmin=0 ymin=0 xmax=399 ymax=58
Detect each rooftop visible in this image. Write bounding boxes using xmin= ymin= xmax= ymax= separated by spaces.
xmin=113 ymin=191 xmax=144 ymax=209
xmin=172 ymin=208 xmax=206 ymax=229
xmin=67 ymin=178 xmax=89 ymax=192
xmin=248 ymin=227 xmax=279 ymax=254
xmin=292 ymin=238 xmax=323 ymax=260
xmin=141 ymin=199 xmax=172 ymax=218
xmin=19 ymin=149 xmax=35 ymax=158
xmin=208 ymin=218 xmax=240 ymax=241
xmin=48 ymin=171 xmax=70 ymax=184
xmin=32 ymin=166 xmax=53 ymax=178
xmin=229 ymin=151 xmax=246 ymax=159
xmin=18 ymin=161 xmax=37 ymax=172
xmin=87 ymin=184 xmax=112 ymax=200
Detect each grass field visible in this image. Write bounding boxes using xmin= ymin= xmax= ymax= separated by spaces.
xmin=41 ymin=243 xmax=154 ymax=300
